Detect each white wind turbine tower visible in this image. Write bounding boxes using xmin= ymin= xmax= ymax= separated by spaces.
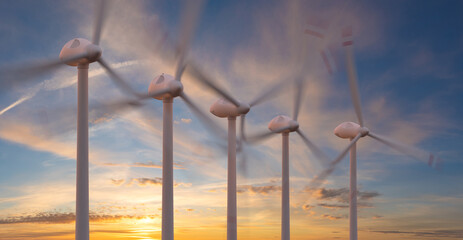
xmin=244 ymin=78 xmax=333 ymax=240
xmin=307 ymin=27 xmax=442 ymax=240
xmin=0 ymin=1 xmax=152 ymax=239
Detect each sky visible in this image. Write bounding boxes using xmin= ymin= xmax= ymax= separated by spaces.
xmin=0 ymin=0 xmax=462 ymax=239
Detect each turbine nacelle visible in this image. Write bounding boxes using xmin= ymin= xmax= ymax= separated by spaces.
xmin=60 ymin=38 xmax=102 ymax=66
xmin=209 ymin=98 xmax=250 ymax=118
xmin=334 ymin=121 xmax=369 ymax=139
xmin=148 ymin=74 xmax=183 ymax=100
xmin=268 ymin=115 xmax=299 ymax=133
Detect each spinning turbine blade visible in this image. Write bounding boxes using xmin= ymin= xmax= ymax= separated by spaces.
xmin=308 ymin=133 xmax=362 ymax=190
xmin=94 ymin=88 xmax=171 ymax=112
xmin=367 ymin=132 xmax=438 ymax=167
xmin=92 ymin=0 xmax=108 ymax=45
xmin=240 ymin=114 xmax=246 ymax=141
xmin=343 ymin=27 xmax=364 ymax=126
xmin=187 ymin=63 xmax=241 ymax=107
xmin=245 ymin=130 xmax=276 ymax=143
xmin=245 ymin=126 xmax=291 ymax=143
xmin=97 ymin=58 xmax=141 ymax=98
xmin=177 ymin=0 xmax=204 ymax=57
xmin=320 ymin=49 xmax=335 ymax=74
xmin=295 ymin=129 xmax=330 ymax=165
xmin=237 ymin=115 xmax=249 ymax=176
xmin=175 ymin=61 xmax=187 ymax=81
xmin=180 ymin=92 xmax=227 ymax=140
xmin=174 ymin=0 xmax=205 ymax=81
xmin=293 ymin=78 xmax=304 ymax=121
xmin=0 ymin=53 xmax=90 ymax=85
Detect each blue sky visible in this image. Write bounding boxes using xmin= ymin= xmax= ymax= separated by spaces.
xmin=0 ymin=0 xmax=462 ymax=239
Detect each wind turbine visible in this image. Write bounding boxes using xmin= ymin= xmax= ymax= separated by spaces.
xmin=243 ymin=78 xmax=331 ymax=240
xmin=0 ymin=1 xmax=151 ymax=239
xmin=307 ymin=27 xmax=442 ymax=240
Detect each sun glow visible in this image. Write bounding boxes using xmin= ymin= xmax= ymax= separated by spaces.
xmin=136 ymin=217 xmax=157 ymax=225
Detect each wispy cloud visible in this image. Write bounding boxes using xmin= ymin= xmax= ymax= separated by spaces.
xmin=102 ymin=160 xmax=185 ymax=169
xmin=110 ymin=177 xmax=192 ymax=188
xmin=237 ymin=184 xmax=282 ymax=195
xmin=370 ymin=229 xmax=463 ymax=239
xmin=0 ymin=211 xmax=159 ymax=224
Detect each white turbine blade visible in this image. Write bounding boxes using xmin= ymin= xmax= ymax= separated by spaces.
xmin=93 ymin=88 xmax=171 ymax=112
xmin=0 ymin=53 xmax=89 ymax=86
xmin=304 ymin=28 xmax=325 ymax=39
xmin=367 ymin=131 xmax=439 ymax=168
xmin=292 ymin=78 xmax=304 ymax=121
xmin=237 ymin=139 xmax=249 ymax=178
xmin=174 ymin=60 xmax=187 ymax=81
xmin=295 ymin=129 xmax=331 ymax=165
xmin=320 ymin=49 xmax=334 ymax=74
xmin=92 ymin=0 xmax=108 ymax=45
xmin=237 ymin=114 xmax=249 ymax=177
xmin=245 ymin=126 xmax=291 ymax=144
xmin=307 ymin=133 xmax=362 ymax=191
xmin=97 ymin=58 xmax=142 ymax=98
xmin=174 ymin=0 xmax=205 ymax=81
xmin=179 ymin=92 xmax=227 ymax=140
xmin=187 ymin=63 xmax=241 ymax=107
xmin=325 ymin=48 xmax=337 ymax=73
xmin=240 ymin=114 xmax=247 ymax=141
xmin=343 ymin=27 xmax=364 ymax=127
xmin=245 ymin=130 xmax=276 ymax=143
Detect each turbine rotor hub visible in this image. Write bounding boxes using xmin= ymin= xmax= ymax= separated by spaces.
xmin=359 ymin=127 xmax=369 ymax=137
xmin=237 ymin=103 xmax=250 ymax=115
xmin=85 ymin=44 xmax=102 ymax=62
xmin=210 ymin=99 xmax=248 ymax=118
xmin=167 ymin=80 xmax=183 ymax=98
xmin=148 ymin=73 xmax=183 ymax=100
xmin=268 ymin=115 xmax=299 ymax=133
xmin=60 ymin=38 xmax=102 ymax=66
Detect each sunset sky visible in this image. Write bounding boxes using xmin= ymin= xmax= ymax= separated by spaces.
xmin=0 ymin=0 xmax=462 ymax=239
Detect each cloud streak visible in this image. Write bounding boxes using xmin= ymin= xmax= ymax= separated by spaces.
xmin=0 ymin=211 xmax=159 ymax=224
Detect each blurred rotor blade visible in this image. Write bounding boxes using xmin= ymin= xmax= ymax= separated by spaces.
xmin=0 ymin=53 xmax=89 ymax=86
xmin=92 ymin=0 xmax=108 ymax=45
xmin=97 ymin=57 xmax=141 ymax=98
xmin=92 ymin=88 xmax=171 ymax=113
xmin=295 ymin=129 xmax=331 ymax=165
xmin=320 ymin=49 xmax=335 ymax=74
xmin=237 ymin=115 xmax=248 ymax=177
xmin=249 ymin=77 xmax=295 ymax=107
xmin=174 ymin=59 xmax=187 ymax=81
xmin=245 ymin=126 xmax=291 ymax=144
xmin=367 ymin=131 xmax=440 ymax=168
xmin=343 ymin=27 xmax=364 ymax=127
xmin=237 ymin=138 xmax=249 ymax=178
xmin=187 ymin=63 xmax=241 ymax=107
xmin=307 ymin=133 xmax=362 ymax=191
xmin=293 ymin=78 xmax=304 ymax=121
xmin=240 ymin=114 xmax=247 ymax=141
xmin=174 ymin=0 xmax=205 ymax=81
xmin=179 ymin=92 xmax=227 ymax=140
xmin=304 ymin=28 xmax=325 ymax=39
